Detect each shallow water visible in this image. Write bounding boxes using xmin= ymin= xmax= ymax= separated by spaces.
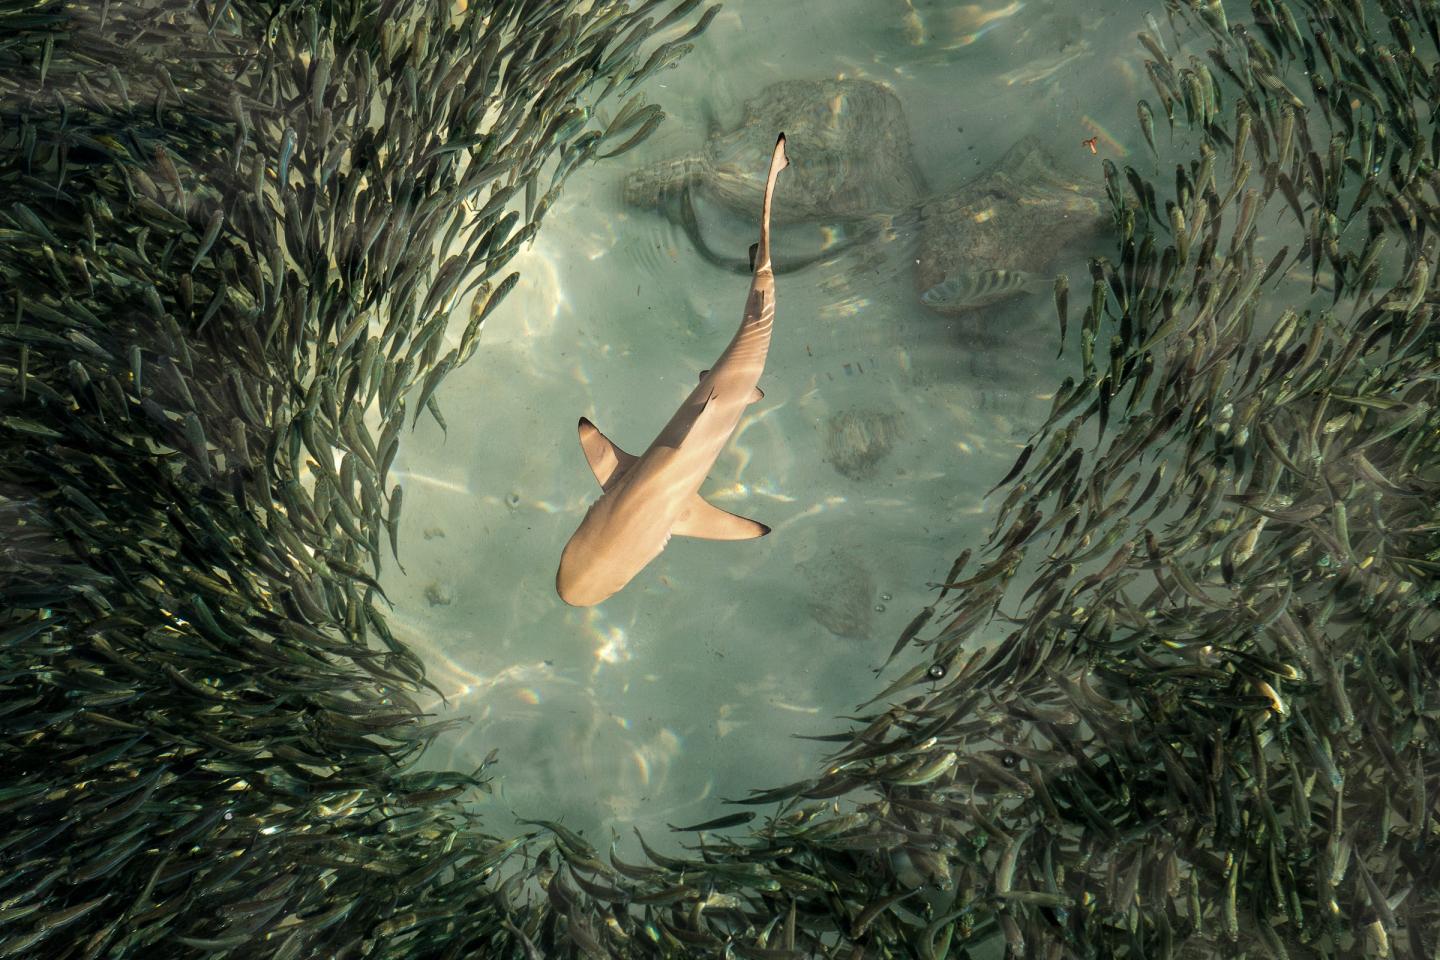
xmin=383 ymin=0 xmax=1169 ymax=851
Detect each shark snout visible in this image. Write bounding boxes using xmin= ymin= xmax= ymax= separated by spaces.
xmin=556 ymin=531 xmax=624 ymax=607
xmin=555 ymin=563 xmax=610 ymax=607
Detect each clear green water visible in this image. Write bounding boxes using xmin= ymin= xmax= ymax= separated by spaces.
xmin=383 ymin=0 xmax=1165 ymax=852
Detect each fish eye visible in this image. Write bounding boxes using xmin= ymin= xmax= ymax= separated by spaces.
xmin=926 ymin=663 xmax=946 ymax=680
xmin=1001 ymin=751 xmax=1019 ymax=768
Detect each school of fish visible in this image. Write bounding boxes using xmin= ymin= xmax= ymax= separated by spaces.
xmin=1 ymin=0 xmax=1439 ymax=957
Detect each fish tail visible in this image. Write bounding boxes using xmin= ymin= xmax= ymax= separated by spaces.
xmin=756 ymin=132 xmax=788 ymax=271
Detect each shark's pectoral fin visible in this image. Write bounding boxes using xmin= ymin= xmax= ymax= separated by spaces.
xmin=671 ymin=495 xmax=770 ymax=541
xmin=577 ymin=417 xmax=636 ymax=491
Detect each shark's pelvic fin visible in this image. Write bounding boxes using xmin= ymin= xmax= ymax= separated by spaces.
xmin=672 ymin=494 xmax=770 ymax=541
xmin=578 ymin=417 xmax=636 ymax=490
xmin=656 ymin=389 xmax=719 ymax=452
xmin=698 ymin=370 xmax=763 ymax=403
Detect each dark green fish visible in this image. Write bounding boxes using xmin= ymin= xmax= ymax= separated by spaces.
xmin=922 ymin=269 xmax=1049 ymax=310
xmin=667 ymin=811 xmax=756 ymax=832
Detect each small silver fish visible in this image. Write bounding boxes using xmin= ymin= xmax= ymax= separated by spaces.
xmin=1144 ymin=12 xmax=1166 ymax=50
xmin=920 ymin=269 xmax=1050 ymax=310
xmin=999 ymin=40 xmax=1090 ymax=86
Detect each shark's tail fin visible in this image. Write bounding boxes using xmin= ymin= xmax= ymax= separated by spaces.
xmin=755 ymin=132 xmax=788 ymax=272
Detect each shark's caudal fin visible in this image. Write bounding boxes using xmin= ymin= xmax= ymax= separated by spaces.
xmin=578 ymin=418 xmax=636 ymax=490
xmin=753 ymin=133 xmax=789 ymax=272
xmin=672 ymin=495 xmax=769 ymax=541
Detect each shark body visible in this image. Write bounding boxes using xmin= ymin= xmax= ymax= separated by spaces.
xmin=556 ymin=133 xmax=789 ymax=607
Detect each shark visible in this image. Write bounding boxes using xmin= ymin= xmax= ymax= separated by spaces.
xmin=556 ymin=132 xmax=789 ymax=607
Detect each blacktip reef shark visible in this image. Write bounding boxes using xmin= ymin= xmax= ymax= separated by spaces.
xmin=556 ymin=132 xmax=790 ymax=607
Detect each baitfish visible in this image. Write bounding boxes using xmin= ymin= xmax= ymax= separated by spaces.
xmin=920 ymin=269 xmax=1050 ymax=310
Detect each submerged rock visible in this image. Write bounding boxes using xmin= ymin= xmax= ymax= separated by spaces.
xmin=625 ymin=78 xmax=1106 ymax=315
xmin=914 ymin=136 xmax=1108 ymax=315
xmin=823 ymin=408 xmax=905 ymax=481
xmin=623 ymin=78 xmax=927 ymax=226
xmin=796 ymin=549 xmax=876 ymax=640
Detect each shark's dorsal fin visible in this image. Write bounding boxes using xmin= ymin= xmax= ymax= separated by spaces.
xmin=578 ymin=418 xmax=636 ymax=491
xmin=672 ymin=494 xmax=770 ymax=541
xmin=698 ymin=369 xmax=764 ymax=403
